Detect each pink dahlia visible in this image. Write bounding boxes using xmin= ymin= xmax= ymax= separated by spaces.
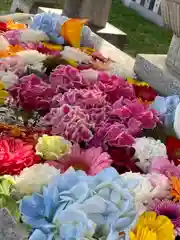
xmin=40 ymin=104 xmax=93 ymax=143
xmin=98 ymin=72 xmax=135 ymax=103
xmin=49 ymin=65 xmax=93 ymax=93
xmin=0 ymin=137 xmax=41 ymax=175
xmin=9 ymin=74 xmax=54 ymax=112
xmin=48 ymin=144 xmax=112 ymax=175
xmin=150 ymin=157 xmax=180 ymax=178
xmin=150 ymin=199 xmax=180 ymax=234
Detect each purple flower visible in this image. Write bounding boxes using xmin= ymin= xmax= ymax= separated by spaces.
xmin=9 ymin=74 xmax=55 ymax=112
xmin=150 ymin=199 xmax=180 ymax=234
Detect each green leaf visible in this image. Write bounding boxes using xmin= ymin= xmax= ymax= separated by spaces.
xmin=0 ymin=195 xmax=20 ymax=221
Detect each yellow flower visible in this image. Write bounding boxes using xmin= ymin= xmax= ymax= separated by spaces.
xmin=127 ymin=78 xmax=149 ymax=87
xmin=42 ymin=42 xmax=63 ymax=51
xmin=80 ymin=47 xmax=96 ymax=55
xmin=0 ymin=81 xmax=8 ymax=105
xmin=35 ymin=134 xmax=72 ymax=160
xmin=129 ymin=212 xmax=174 ymax=240
xmin=7 ymin=20 xmax=26 ymax=30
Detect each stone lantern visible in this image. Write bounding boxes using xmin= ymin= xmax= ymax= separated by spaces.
xmin=134 ymin=0 xmax=180 ymax=96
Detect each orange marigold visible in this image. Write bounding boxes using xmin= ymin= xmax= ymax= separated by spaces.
xmin=171 ymin=176 xmax=180 ymax=202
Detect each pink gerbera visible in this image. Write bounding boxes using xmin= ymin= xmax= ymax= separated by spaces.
xmin=48 ymin=144 xmax=112 ymax=175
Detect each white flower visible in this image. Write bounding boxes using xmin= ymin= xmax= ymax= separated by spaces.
xmin=20 ymin=29 xmax=49 ymax=43
xmin=0 ymin=71 xmax=18 ymax=88
xmin=61 ymin=46 xmax=92 ymax=63
xmin=17 ymin=50 xmax=47 ymax=71
xmin=0 ymin=36 xmax=9 ymax=51
xmin=80 ymin=69 xmax=99 ymax=83
xmin=133 ymin=137 xmax=167 ymax=173
xmin=15 ymin=163 xmax=60 ymax=195
xmin=119 ymin=172 xmax=154 ymax=208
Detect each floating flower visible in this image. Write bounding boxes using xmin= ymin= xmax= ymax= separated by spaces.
xmin=150 ymin=199 xmax=180 ymax=234
xmin=171 ymin=176 xmax=180 ymax=202
xmin=15 ymin=163 xmax=60 ymax=195
xmin=150 ymin=157 xmax=180 ymax=178
xmin=133 ymin=137 xmax=167 ymax=173
xmin=9 ymin=74 xmax=54 ymax=112
xmin=48 ymin=143 xmax=112 ymax=175
xmin=36 ymin=134 xmax=72 ymax=160
xmin=129 ymin=211 xmax=174 ymax=240
xmin=0 ymin=137 xmax=41 ymax=175
xmin=0 ymin=22 xmax=8 ymax=32
xmin=0 ymin=71 xmax=19 ymax=88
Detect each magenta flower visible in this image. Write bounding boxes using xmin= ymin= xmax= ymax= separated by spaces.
xmin=4 ymin=30 xmax=21 ymax=45
xmin=48 ymin=143 xmax=112 ymax=175
xmin=49 ymin=65 xmax=94 ymax=93
xmin=40 ymin=104 xmax=93 ymax=143
xmin=150 ymin=157 xmax=180 ymax=178
xmin=9 ymin=74 xmax=54 ymax=112
xmin=150 ymin=199 xmax=180 ymax=234
xmin=98 ymin=72 xmax=135 ymax=103
xmin=111 ymin=97 xmax=159 ymax=131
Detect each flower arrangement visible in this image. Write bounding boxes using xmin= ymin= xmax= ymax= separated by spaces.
xmin=0 ymin=13 xmax=179 ymax=240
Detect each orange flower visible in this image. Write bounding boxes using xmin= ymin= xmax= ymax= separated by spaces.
xmin=171 ymin=176 xmax=180 ymax=202
xmin=7 ymin=20 xmax=26 ymax=30
xmin=0 ymin=45 xmax=25 ymax=58
xmin=80 ymin=47 xmax=95 ymax=55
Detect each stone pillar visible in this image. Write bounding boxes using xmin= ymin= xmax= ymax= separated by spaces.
xmin=63 ymin=0 xmax=112 ymax=28
xmin=63 ymin=0 xmax=82 ymax=18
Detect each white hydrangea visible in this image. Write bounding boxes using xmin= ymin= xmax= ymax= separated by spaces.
xmin=61 ymin=46 xmax=92 ymax=63
xmin=20 ymin=29 xmax=49 ymax=43
xmin=17 ymin=50 xmax=47 ymax=71
xmin=119 ymin=172 xmax=154 ymax=213
xmin=0 ymin=71 xmax=18 ymax=88
xmin=15 ymin=163 xmax=60 ymax=195
xmin=133 ymin=137 xmax=167 ymax=173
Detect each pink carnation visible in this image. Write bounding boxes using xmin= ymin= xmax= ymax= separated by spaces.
xmin=98 ymin=72 xmax=135 ymax=103
xmin=41 ymin=104 xmax=93 ymax=143
xmin=48 ymin=143 xmax=112 ymax=175
xmin=9 ymin=74 xmax=54 ymax=112
xmin=150 ymin=156 xmax=180 ymax=178
xmin=111 ymin=97 xmax=159 ymax=133
xmin=50 ymin=65 xmax=94 ymax=93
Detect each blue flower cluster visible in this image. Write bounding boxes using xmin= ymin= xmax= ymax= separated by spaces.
xmin=30 ymin=12 xmax=68 ymax=45
xmin=152 ymin=95 xmax=180 ymax=129
xmin=20 ymin=168 xmax=137 ymax=240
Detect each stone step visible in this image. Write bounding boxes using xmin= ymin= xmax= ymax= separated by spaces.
xmin=134 ymin=54 xmax=180 ymax=96
xmin=38 ymin=7 xmax=127 ymax=50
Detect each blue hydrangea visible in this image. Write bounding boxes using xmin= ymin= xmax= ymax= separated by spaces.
xmin=151 ymin=95 xmax=180 ymax=128
xmin=20 ymin=168 xmax=137 ymax=239
xmin=30 ymin=12 xmax=68 ymax=45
